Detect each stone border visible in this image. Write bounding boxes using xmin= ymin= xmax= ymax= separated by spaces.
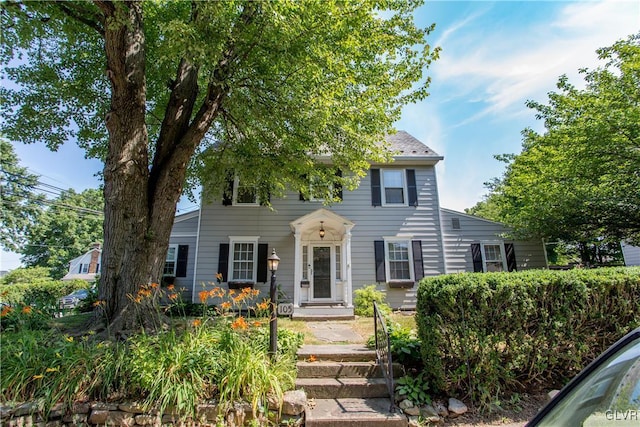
xmin=1 ymin=390 xmax=307 ymax=427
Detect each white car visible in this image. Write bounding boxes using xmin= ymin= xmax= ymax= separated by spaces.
xmin=59 ymin=289 xmax=89 ymax=310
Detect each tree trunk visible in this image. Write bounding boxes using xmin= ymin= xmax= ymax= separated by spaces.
xmin=92 ymin=1 xmax=230 ymax=336
xmin=94 ymin=1 xmax=189 ymax=334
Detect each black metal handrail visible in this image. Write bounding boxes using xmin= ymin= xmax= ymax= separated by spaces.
xmin=373 ymin=301 xmax=396 ymax=412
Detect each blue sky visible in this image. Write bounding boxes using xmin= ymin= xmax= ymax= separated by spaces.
xmin=2 ymin=0 xmax=639 ymax=270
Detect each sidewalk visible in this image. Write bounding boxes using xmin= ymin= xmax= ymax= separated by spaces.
xmin=307 ymin=321 xmax=363 ymax=343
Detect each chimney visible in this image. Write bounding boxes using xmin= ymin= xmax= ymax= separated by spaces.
xmin=88 ymin=243 xmax=102 ymax=274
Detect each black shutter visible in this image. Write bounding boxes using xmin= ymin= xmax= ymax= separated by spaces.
xmin=176 ymin=245 xmax=188 ymax=277
xmin=218 ymin=243 xmax=230 ymax=282
xmin=257 ymin=243 xmax=268 ymax=283
xmin=471 ymin=243 xmax=483 ymax=273
xmin=407 ymin=169 xmax=418 ymax=206
xmin=371 ymin=169 xmax=382 ymax=207
xmin=505 ymin=243 xmax=517 ymax=272
xmin=334 ymin=169 xmax=343 ymax=201
xmin=374 ymin=240 xmax=386 ymax=282
xmin=412 ymin=240 xmax=424 ymax=280
xmin=299 ymin=174 xmax=309 ymax=201
xmin=222 ymin=177 xmax=234 ymax=206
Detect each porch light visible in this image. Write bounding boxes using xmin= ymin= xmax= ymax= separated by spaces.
xmin=267 ymin=249 xmax=280 ymax=272
xmin=319 ymin=221 xmax=325 ymax=240
xmin=267 ymin=249 xmax=280 ymax=358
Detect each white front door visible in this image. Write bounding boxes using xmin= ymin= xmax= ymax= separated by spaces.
xmin=311 ymin=245 xmax=333 ymax=300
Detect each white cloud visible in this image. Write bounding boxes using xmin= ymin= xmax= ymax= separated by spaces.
xmin=432 ymin=0 xmax=639 ymax=122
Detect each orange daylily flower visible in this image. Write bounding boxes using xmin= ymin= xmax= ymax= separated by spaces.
xmin=231 ymin=316 xmax=248 ymax=330
xmin=220 ymin=301 xmax=232 ymax=310
xmin=149 ymin=282 xmax=159 ymax=289
xmin=1 ymin=306 xmax=13 ymax=317
xmin=22 ymin=305 xmax=33 ymax=315
xmin=198 ymin=290 xmax=209 ymax=304
xmin=168 ymin=293 xmax=179 ymax=301
xmin=308 ymin=355 xmax=317 ymax=362
xmin=167 ymin=284 xmax=175 ymax=291
xmin=192 ymin=319 xmax=202 ymax=327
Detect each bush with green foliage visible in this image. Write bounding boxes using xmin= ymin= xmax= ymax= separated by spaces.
xmin=387 ymin=322 xmax=422 ymax=373
xmin=395 ymin=372 xmax=431 ymax=406
xmin=1 ymin=279 xmax=87 ymax=316
xmin=416 ymin=267 xmax=640 ymax=407
xmin=354 ymin=284 xmax=391 ymax=317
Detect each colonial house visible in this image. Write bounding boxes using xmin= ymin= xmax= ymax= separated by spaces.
xmin=167 ymin=131 xmax=548 ymax=318
xmin=61 ymin=242 xmax=102 ymax=282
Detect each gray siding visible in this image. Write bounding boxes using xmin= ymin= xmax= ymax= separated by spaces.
xmin=622 ymin=242 xmax=640 ymax=266
xmin=169 ymin=211 xmax=200 ymax=302
xmin=193 ymin=165 xmax=444 ymax=309
xmin=440 ymin=208 xmax=547 ymax=273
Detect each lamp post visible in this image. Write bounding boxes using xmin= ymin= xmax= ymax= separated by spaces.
xmin=267 ymin=249 xmax=280 ymax=358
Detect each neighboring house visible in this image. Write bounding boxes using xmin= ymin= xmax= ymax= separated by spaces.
xmin=621 ymin=242 xmax=640 ymax=266
xmin=62 ymin=243 xmax=102 ymax=282
xmin=167 ymin=131 xmax=547 ymax=317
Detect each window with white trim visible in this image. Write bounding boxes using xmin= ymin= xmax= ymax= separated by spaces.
xmin=229 ymin=238 xmax=259 ymax=282
xmin=78 ymin=263 xmax=89 ymax=274
xmin=233 ymin=177 xmax=258 ymax=206
xmin=382 ymin=169 xmax=406 ymax=205
xmin=385 ymin=239 xmax=414 ymax=281
xmin=164 ymin=244 xmax=178 ymax=276
xmin=482 ymin=243 xmax=507 ymax=272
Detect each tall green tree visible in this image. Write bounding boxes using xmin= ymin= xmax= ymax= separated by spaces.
xmin=21 ymin=188 xmax=104 ymax=279
xmin=1 ymin=1 xmax=439 ymax=333
xmin=471 ymin=35 xmax=640 ymax=263
xmin=0 ymin=139 xmax=43 ymax=252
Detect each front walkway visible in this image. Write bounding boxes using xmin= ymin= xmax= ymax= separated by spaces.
xmin=306 ymin=321 xmax=364 ymax=343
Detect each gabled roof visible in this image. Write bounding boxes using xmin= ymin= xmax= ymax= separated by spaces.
xmin=386 ymin=131 xmax=440 ymax=158
xmin=378 ymin=131 xmax=443 ymax=165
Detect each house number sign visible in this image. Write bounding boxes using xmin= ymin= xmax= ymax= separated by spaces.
xmin=277 ymin=303 xmax=294 ymax=316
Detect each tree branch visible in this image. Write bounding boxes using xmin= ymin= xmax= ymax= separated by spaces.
xmin=57 ymin=1 xmax=105 ymax=36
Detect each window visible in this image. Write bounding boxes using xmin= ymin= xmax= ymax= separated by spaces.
xmin=375 ymin=239 xmax=424 ymax=285
xmin=335 ymin=245 xmax=342 ymax=281
xmin=386 ymin=241 xmax=412 ymax=281
xmin=164 ymin=244 xmax=178 ymax=276
xmin=452 ymin=218 xmax=461 ymax=230
xmin=471 ymin=242 xmax=515 ymax=273
xmin=371 ymin=169 xmax=417 ymax=207
xmin=233 ymin=177 xmax=258 ymax=205
xmin=228 ymin=237 xmax=259 ymax=282
xmin=382 ymin=170 xmax=406 ymax=205
xmin=483 ymin=244 xmax=505 ymax=272
xmin=78 ymin=263 xmax=89 ymax=274
xmin=302 ymin=245 xmax=309 ymax=281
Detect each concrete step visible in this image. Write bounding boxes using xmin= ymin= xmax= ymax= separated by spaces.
xmin=297 ymin=361 xmax=404 ymax=379
xmin=298 ymin=344 xmax=376 ymax=362
xmin=305 ymin=398 xmax=407 ymax=427
xmin=292 ymin=306 xmax=355 ymax=320
xmin=296 ymin=377 xmax=390 ymax=399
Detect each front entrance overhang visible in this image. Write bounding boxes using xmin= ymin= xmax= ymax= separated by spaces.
xmin=290 ymin=209 xmax=355 ymax=309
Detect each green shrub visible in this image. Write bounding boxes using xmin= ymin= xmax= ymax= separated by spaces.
xmin=388 ymin=323 xmax=422 ymax=372
xmin=354 ymin=284 xmax=391 ymax=317
xmin=1 ymin=280 xmax=87 ymax=316
xmin=416 ymin=267 xmax=640 ymax=405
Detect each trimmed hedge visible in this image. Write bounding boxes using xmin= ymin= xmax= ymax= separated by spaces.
xmin=416 ymin=267 xmax=640 ymax=404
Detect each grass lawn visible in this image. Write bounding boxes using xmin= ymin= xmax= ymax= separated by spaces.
xmin=278 ymin=312 xmax=417 ymax=345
